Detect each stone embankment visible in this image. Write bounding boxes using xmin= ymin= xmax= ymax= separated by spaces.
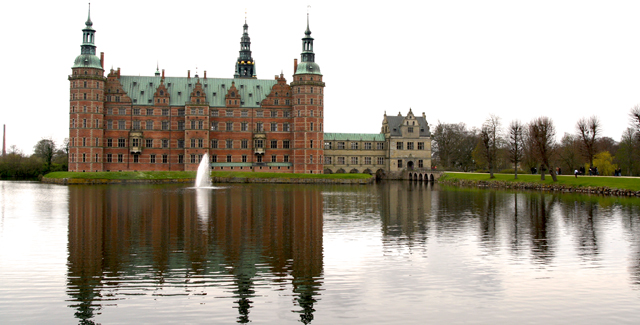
xmin=42 ymin=177 xmax=373 ymax=185
xmin=439 ymin=178 xmax=640 ymax=197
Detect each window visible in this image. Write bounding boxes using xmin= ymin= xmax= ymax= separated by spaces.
xmin=270 ymin=140 xmax=278 ymax=148
xmin=133 ymin=108 xmax=140 ymax=115
xmin=397 ymin=142 xmax=403 ymax=150
xmin=271 ymin=123 xmax=278 ymax=131
xmin=418 ymin=142 xmax=425 ymax=150
xmin=179 ymin=155 xmax=184 ymax=164
xmin=211 ymin=139 xmax=218 ymax=148
xmin=227 ymin=155 xmax=232 ymax=163
xmin=132 ymin=120 xmax=140 ymax=130
xmin=132 ymin=138 xmax=140 ymax=147
xmin=364 ymin=142 xmax=372 ymax=150
xmin=190 ymin=154 xmax=197 ymax=164
xmin=146 ymin=139 xmax=153 ymax=148
xmin=178 ymin=139 xmax=184 ymax=148
xmin=106 ymin=154 xmax=112 ymax=162
xmin=377 ymin=143 xmax=384 ymax=150
xmin=198 ymin=139 xmax=203 ymax=148
xmin=283 ymin=140 xmax=290 ymax=149
xmin=284 ymin=111 xmax=290 ymax=117
xmin=325 ymin=156 xmax=332 ymax=164
xmin=283 ymin=123 xmax=290 ymax=132
xmin=337 ymin=157 xmax=345 ymax=164
xmin=82 ymin=138 xmax=86 ymax=147
xmin=255 ymin=139 xmax=264 ymax=148
xmin=211 ymin=122 xmax=218 ymax=131
xmin=162 ymin=154 xmax=168 ymax=163
xmin=407 ymin=142 xmax=414 ymax=150
xmin=364 ymin=157 xmax=372 ymax=165
xmin=226 ymin=122 xmax=233 ymax=131
xmin=377 ymin=157 xmax=384 ymax=165
xmin=190 ymin=138 xmax=196 ymax=148
xmin=162 ymin=121 xmax=169 ymax=130
xmin=82 ymin=153 xmax=86 ymax=162
xmin=117 ymin=154 xmax=123 ymax=163
xmin=284 ymin=155 xmax=289 ymax=163
xmin=241 ymin=110 xmax=248 ymax=117
xmin=226 ymin=139 xmax=233 ymax=149
xmin=118 ymin=120 xmax=125 ymax=130
xmin=178 ymin=109 xmax=185 ymax=116
xmin=310 ymin=122 xmax=314 ymax=131
xmin=118 ymin=138 xmax=125 ymax=147
xmin=199 ymin=108 xmax=204 ymax=115
xmin=351 ymin=142 xmax=358 ymax=150
xmin=212 ymin=110 xmax=219 ymax=117
xmin=337 ymin=142 xmax=345 ymax=150
xmin=226 ymin=110 xmax=233 ymax=117
xmin=162 ymin=139 xmax=169 ymax=148
xmin=256 ymin=122 xmax=263 ymax=132
xmin=256 ymin=111 xmax=263 ymax=117
xmin=83 ymin=119 xmax=87 ymax=128
xmin=146 ymin=120 xmax=153 ymax=130
xmin=351 ymin=157 xmax=358 ymax=164
xmin=147 ymin=108 xmax=154 ymax=115
xmin=242 ymin=155 xmax=247 ymax=162
xmin=107 ymin=139 xmax=113 ymax=147
xmin=324 ymin=142 xmax=332 ymax=149
xmin=198 ymin=120 xmax=204 ymax=129
xmin=162 ymin=109 xmax=169 ymax=116
xmin=119 ymin=108 xmax=125 ymax=115
xmin=150 ymin=154 xmax=156 ymax=163
xmin=133 ymin=155 xmax=139 ymax=163
xmin=178 ymin=121 xmax=185 ymax=130
xmin=256 ymin=155 xmax=263 ymax=163
xmin=241 ymin=122 xmax=248 ymax=131
xmin=95 ymin=154 xmax=99 ymax=162
xmin=419 ymin=160 xmax=424 ymax=168
xmin=398 ymin=160 xmax=403 ymax=168
xmin=408 ymin=126 xmax=414 ymax=133
xmin=241 ymin=139 xmax=248 ymax=149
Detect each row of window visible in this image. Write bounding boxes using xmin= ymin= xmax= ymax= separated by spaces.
xmin=325 ymin=142 xmax=386 ymax=150
xmin=325 ymin=156 xmax=385 ymax=165
xmin=71 ymin=138 xmax=307 ymax=150
xmin=396 ymin=142 xmax=426 ymax=150
xmin=71 ymin=81 xmax=101 ymax=89
xmin=70 ymin=153 xmax=295 ymax=164
xmin=102 ymin=108 xmax=323 ymax=118
xmin=71 ymin=93 xmax=101 ymax=100
xmin=101 ymin=120 xmax=319 ymax=132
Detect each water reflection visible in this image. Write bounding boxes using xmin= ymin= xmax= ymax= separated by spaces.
xmin=66 ymin=184 xmax=323 ymax=324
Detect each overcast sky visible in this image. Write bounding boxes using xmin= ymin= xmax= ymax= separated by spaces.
xmin=2 ymin=0 xmax=640 ymax=153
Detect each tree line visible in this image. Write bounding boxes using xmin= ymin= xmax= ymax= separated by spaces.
xmin=0 ymin=138 xmax=68 ymax=179
xmin=431 ymin=106 xmax=640 ymax=179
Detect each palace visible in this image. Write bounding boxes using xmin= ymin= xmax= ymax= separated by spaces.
xmin=68 ymin=8 xmax=431 ymax=178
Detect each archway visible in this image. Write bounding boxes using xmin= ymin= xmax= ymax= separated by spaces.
xmin=336 ymin=168 xmax=346 ymax=174
xmin=407 ymin=161 xmax=414 ymax=170
xmin=324 ymin=169 xmax=333 ymax=174
xmin=363 ymin=168 xmax=373 ymax=175
xmin=375 ymin=169 xmax=385 ymax=180
xmin=350 ymin=168 xmax=359 ymax=174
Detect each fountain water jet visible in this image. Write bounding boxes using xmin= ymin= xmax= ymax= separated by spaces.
xmin=195 ymin=153 xmax=211 ymax=188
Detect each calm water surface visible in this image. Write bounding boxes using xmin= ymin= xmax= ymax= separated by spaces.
xmin=1 ymin=180 xmax=640 ymax=324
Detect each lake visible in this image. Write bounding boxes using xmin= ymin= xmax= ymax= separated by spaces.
xmin=1 ymin=180 xmax=640 ymax=324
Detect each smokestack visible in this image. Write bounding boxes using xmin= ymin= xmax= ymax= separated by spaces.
xmin=204 ymin=70 xmax=207 ymax=79
xmin=100 ymin=52 xmax=104 ymax=69
xmin=162 ymin=69 xmax=165 ymax=78
xmin=294 ymin=59 xmax=298 ymax=74
xmin=2 ymin=125 xmax=5 ymax=156
xmin=117 ymin=67 xmax=120 ymax=78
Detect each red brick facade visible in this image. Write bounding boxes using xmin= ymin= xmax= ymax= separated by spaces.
xmin=69 ymin=15 xmax=324 ymax=174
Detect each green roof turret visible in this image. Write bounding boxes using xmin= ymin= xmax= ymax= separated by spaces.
xmin=73 ymin=3 xmax=102 ymax=69
xmin=295 ymin=12 xmax=321 ymax=75
xmin=234 ymin=17 xmax=256 ymax=79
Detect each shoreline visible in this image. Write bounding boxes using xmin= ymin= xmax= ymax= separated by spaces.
xmin=438 ymin=175 xmax=640 ymax=197
xmin=41 ymin=175 xmax=374 ymax=185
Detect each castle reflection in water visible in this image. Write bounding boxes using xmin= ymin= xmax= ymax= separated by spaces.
xmin=66 ymin=184 xmax=323 ymax=324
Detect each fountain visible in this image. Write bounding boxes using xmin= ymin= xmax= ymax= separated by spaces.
xmin=195 ymin=153 xmax=211 ymax=188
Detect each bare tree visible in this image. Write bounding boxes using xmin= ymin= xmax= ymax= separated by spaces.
xmin=631 ymin=105 xmax=640 ymax=136
xmin=557 ymin=133 xmax=582 ymax=174
xmin=508 ymin=120 xmax=524 ymax=179
xmin=617 ymin=128 xmax=637 ymax=175
xmin=432 ymin=122 xmax=477 ymax=171
xmin=529 ymin=117 xmax=557 ymax=182
xmin=480 ymin=115 xmax=501 ymax=178
xmin=576 ymin=115 xmax=601 ymax=168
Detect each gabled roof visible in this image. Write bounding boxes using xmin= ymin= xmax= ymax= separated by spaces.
xmin=118 ymin=76 xmax=278 ymax=107
xmin=324 ymin=133 xmax=386 ymax=141
xmin=385 ymin=115 xmax=431 ymax=137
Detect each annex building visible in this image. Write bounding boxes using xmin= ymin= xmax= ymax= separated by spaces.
xmin=68 ymin=8 xmax=431 ymax=178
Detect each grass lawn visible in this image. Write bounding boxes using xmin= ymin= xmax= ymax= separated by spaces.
xmin=442 ymin=172 xmax=640 ymax=191
xmin=44 ymin=170 xmax=372 ymax=180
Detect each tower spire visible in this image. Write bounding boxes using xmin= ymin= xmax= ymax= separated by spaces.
xmin=234 ymin=15 xmax=256 ymax=78
xmin=73 ymin=3 xmax=101 ymax=69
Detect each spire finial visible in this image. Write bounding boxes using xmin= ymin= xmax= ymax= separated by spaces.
xmin=86 ymin=2 xmax=93 ymax=27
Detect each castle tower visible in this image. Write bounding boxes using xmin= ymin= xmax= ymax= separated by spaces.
xmin=234 ymin=19 xmax=256 ymax=78
xmin=291 ymin=14 xmax=325 ymax=173
xmin=69 ymin=4 xmax=105 ymax=172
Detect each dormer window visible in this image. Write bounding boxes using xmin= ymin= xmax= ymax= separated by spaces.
xmin=231 ymin=92 xmax=235 ymax=97
xmin=149 ymin=83 xmax=153 ymax=87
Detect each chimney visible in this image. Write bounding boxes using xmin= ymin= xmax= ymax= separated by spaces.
xmin=117 ymin=67 xmax=120 ymax=78
xmin=188 ymin=70 xmax=190 ymax=78
xmin=100 ymin=52 xmax=104 ymax=69
xmin=162 ymin=69 xmax=165 ymax=78
xmin=2 ymin=125 xmax=5 ymax=157
xmin=204 ymin=70 xmax=207 ymax=79
xmin=294 ymin=59 xmax=298 ymax=73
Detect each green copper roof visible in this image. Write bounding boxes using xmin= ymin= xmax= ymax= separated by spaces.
xmin=72 ymin=54 xmax=102 ymax=69
xmin=324 ymin=133 xmax=386 ymax=141
xmin=118 ymin=76 xmax=278 ymax=107
xmin=295 ymin=62 xmax=321 ymax=75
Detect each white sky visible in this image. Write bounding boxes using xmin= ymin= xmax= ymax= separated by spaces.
xmin=2 ymin=0 xmax=640 ymax=153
